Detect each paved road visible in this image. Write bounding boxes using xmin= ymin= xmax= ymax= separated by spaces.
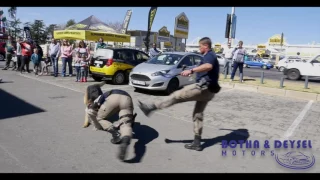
xmin=0 ymin=70 xmax=319 ymax=172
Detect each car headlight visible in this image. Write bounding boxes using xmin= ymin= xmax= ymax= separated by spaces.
xmin=151 ymin=70 xmax=170 ymax=76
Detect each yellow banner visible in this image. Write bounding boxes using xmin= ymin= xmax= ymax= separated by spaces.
xmin=86 ymin=31 xmax=130 ymax=42
xmin=53 ymin=30 xmax=130 ymax=42
xmin=54 ymin=30 xmax=85 ymax=40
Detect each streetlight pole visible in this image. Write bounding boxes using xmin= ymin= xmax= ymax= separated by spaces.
xmin=229 ymin=7 xmax=235 ymax=47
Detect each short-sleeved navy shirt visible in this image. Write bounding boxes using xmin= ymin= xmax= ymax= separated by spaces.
xmin=196 ymin=50 xmax=219 ymax=85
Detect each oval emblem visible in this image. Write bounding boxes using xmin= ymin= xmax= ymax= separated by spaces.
xmin=275 ymin=151 xmax=315 ymax=170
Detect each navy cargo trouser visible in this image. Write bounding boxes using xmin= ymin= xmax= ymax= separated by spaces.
xmin=154 ymin=83 xmax=215 ymax=136
xmin=86 ymin=94 xmax=134 ymax=138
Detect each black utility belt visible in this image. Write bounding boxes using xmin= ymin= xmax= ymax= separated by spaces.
xmin=97 ymin=90 xmax=131 ymax=105
xmin=196 ymin=78 xmax=221 ymax=93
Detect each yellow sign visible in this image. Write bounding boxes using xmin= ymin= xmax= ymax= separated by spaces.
xmin=164 ymin=41 xmax=171 ymax=46
xmin=257 ymin=44 xmax=266 ymax=49
xmin=54 ymin=30 xmax=131 ymax=42
xmin=214 ymin=44 xmax=221 ymax=53
xmin=268 ymin=34 xmax=285 ymax=45
xmin=174 ymin=12 xmax=189 ymax=39
xmin=158 ymin=26 xmax=170 ymax=37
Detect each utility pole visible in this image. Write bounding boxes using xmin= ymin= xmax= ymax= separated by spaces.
xmin=229 ymin=7 xmax=235 ymax=47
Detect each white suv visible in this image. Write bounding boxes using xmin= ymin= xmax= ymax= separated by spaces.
xmin=283 ymin=55 xmax=320 ymax=80
xmin=276 ymin=57 xmax=304 ymax=72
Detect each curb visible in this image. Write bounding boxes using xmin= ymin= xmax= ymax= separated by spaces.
xmin=219 ymin=81 xmax=320 ymax=101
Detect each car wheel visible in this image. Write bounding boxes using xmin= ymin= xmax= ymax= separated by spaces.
xmin=112 ymin=71 xmax=125 ymax=85
xmin=0 ymin=53 xmax=5 ymax=61
xmin=279 ymin=66 xmax=285 ymax=72
xmin=287 ymin=69 xmax=301 ymax=80
xmin=165 ymin=78 xmax=179 ymax=95
xmin=92 ymin=75 xmax=103 ymax=82
xmin=262 ymin=65 xmax=267 ymax=69
xmin=243 ymin=64 xmax=248 ymax=68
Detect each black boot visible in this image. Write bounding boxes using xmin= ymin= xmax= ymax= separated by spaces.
xmin=138 ymin=100 xmax=156 ymax=117
xmin=184 ymin=135 xmax=202 ymax=151
xmin=107 ymin=127 xmax=121 ymax=144
xmin=118 ymin=136 xmax=131 ymax=161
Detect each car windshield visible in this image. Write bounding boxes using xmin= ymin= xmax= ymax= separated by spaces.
xmin=94 ymin=49 xmax=113 ymax=59
xmin=147 ymin=54 xmax=183 ymax=65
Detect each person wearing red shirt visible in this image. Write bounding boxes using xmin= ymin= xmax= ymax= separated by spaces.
xmin=20 ymin=39 xmax=33 ymax=73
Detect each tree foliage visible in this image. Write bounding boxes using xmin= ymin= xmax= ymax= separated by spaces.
xmin=66 ymin=19 xmax=76 ymax=27
xmin=8 ymin=18 xmax=22 ymax=38
xmin=8 ymin=7 xmax=17 ymax=19
xmin=30 ymin=20 xmax=47 ymax=43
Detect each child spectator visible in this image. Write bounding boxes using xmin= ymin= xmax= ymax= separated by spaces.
xmin=80 ymin=54 xmax=88 ymax=82
xmin=74 ymin=51 xmax=81 ymax=82
xmin=31 ymin=48 xmax=41 ymax=76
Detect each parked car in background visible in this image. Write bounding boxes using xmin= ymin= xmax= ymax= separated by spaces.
xmin=276 ymin=57 xmax=305 ymax=72
xmin=129 ymin=52 xmax=201 ymax=94
xmin=0 ymin=42 xmax=6 ymax=61
xmin=283 ymin=55 xmax=320 ymax=80
xmin=216 ymin=54 xmax=226 ymax=66
xmin=89 ymin=48 xmax=149 ymax=84
xmin=243 ymin=58 xmax=273 ymax=69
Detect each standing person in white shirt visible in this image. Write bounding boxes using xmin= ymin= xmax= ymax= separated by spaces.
xmin=230 ymin=41 xmax=247 ymax=82
xmin=49 ymin=38 xmax=61 ymax=77
xmin=222 ymin=44 xmax=234 ymax=75
xmin=15 ymin=37 xmax=22 ymax=71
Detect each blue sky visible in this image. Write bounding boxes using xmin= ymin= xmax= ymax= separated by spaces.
xmin=1 ymin=7 xmax=320 ymax=44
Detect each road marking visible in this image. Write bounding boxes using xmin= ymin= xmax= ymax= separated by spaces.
xmin=0 ymin=144 xmax=33 ymax=172
xmin=281 ymin=100 xmax=314 ymax=140
xmin=18 ymin=74 xmax=132 ymax=92
xmin=19 ymin=74 xmax=84 ymax=93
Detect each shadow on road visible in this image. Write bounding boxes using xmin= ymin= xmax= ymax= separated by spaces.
xmin=0 ymin=80 xmax=14 ymax=83
xmin=124 ymin=122 xmax=159 ymax=163
xmin=243 ymin=78 xmax=256 ymax=82
xmin=0 ymin=89 xmax=45 ymax=120
xmin=164 ymin=128 xmax=250 ymax=151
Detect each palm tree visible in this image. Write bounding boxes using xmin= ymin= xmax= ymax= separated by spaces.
xmin=7 ymin=7 xmax=17 ymax=37
xmin=8 ymin=7 xmax=17 ymax=19
xmin=9 ymin=18 xmax=22 ymax=38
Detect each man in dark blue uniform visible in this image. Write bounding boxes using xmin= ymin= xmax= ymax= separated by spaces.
xmin=138 ymin=37 xmax=220 ymax=151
